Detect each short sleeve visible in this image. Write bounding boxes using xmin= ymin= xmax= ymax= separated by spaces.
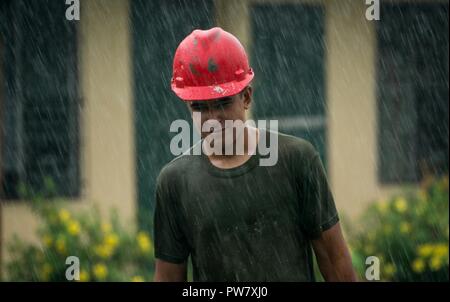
xmin=153 ymin=169 xmax=190 ymax=263
xmin=299 ymin=152 xmax=339 ymax=240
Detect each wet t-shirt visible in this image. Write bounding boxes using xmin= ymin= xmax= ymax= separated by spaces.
xmin=154 ymin=129 xmax=339 ymax=281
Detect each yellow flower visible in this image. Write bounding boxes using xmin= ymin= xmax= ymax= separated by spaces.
xmin=430 ymin=256 xmax=443 ymax=271
xmin=94 ymin=233 xmax=119 ymax=258
xmin=104 ymin=233 xmax=119 ymax=248
xmin=412 ymin=258 xmax=425 ymax=273
xmin=376 ymin=199 xmax=389 ymax=214
xmin=93 ymin=263 xmax=108 ymax=280
xmin=101 ymin=223 xmax=112 ymax=234
xmin=94 ymin=244 xmax=113 ymax=259
xmin=79 ymin=270 xmax=90 ymax=282
xmin=41 ymin=263 xmax=53 ymax=281
xmin=59 ymin=209 xmax=71 ymax=223
xmin=394 ymin=197 xmax=407 ymax=213
xmin=131 ymin=276 xmax=145 ymax=282
xmin=400 ymin=222 xmax=411 ymax=234
xmin=383 ymin=263 xmax=396 ymax=279
xmin=42 ymin=234 xmax=53 ymax=247
xmin=418 ymin=244 xmax=433 ymax=257
xmin=55 ymin=237 xmax=67 ymax=255
xmin=67 ymin=220 xmax=81 ymax=236
xmin=433 ymin=244 xmax=448 ymax=258
xmin=137 ymin=232 xmax=153 ymax=253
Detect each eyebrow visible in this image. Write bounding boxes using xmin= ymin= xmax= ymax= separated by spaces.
xmin=190 ymin=97 xmax=233 ymax=108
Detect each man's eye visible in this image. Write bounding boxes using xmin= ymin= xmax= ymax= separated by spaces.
xmin=214 ymin=99 xmax=233 ymax=109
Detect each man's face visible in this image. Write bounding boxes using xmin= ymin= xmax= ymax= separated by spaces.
xmin=187 ymin=87 xmax=252 ymax=140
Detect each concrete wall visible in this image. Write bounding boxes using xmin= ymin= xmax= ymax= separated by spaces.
xmin=80 ymin=0 xmax=136 ymax=226
xmin=326 ymin=0 xmax=381 ymax=220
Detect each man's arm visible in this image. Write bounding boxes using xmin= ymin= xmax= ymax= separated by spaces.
xmin=154 ymin=259 xmax=187 ymax=282
xmin=311 ymin=222 xmax=357 ymax=282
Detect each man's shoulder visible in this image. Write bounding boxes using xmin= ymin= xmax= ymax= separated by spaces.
xmin=157 ymin=141 xmax=202 ymax=184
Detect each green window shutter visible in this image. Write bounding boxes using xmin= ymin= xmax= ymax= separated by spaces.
xmin=1 ymin=0 xmax=80 ymax=199
xmin=377 ymin=4 xmax=449 ymax=184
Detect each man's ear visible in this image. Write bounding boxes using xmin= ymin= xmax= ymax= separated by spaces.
xmin=243 ymin=86 xmax=253 ymax=110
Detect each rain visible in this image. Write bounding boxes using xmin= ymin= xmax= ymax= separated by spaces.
xmin=0 ymin=0 xmax=448 ymax=284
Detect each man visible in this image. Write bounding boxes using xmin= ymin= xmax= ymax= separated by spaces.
xmin=154 ymin=27 xmax=356 ymax=282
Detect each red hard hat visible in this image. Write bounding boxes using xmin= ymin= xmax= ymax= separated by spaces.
xmin=171 ymin=27 xmax=254 ymax=101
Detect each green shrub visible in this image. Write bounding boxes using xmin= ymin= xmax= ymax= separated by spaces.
xmin=6 ymin=195 xmax=154 ymax=282
xmin=350 ymin=176 xmax=449 ymax=281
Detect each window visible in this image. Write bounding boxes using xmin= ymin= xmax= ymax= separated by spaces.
xmin=377 ymin=4 xmax=449 ymax=184
xmin=0 ymin=0 xmax=80 ymax=199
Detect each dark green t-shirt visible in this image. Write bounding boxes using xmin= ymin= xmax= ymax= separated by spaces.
xmin=154 ymin=129 xmax=339 ymax=281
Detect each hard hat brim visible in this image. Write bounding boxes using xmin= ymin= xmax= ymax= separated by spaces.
xmin=171 ymin=73 xmax=254 ymax=102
